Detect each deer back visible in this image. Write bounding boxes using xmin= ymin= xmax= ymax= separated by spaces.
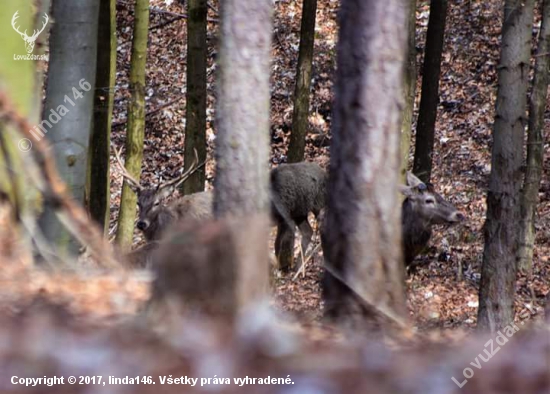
xmin=270 ymin=162 xmax=327 ymax=224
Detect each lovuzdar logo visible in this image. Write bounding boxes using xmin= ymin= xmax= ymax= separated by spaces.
xmin=11 ymin=10 xmax=49 ymax=55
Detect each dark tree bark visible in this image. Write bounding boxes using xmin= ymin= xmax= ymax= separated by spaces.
xmin=517 ymin=0 xmax=550 ymax=273
xmin=182 ymin=0 xmax=207 ymax=195
xmin=212 ymin=0 xmax=272 ymax=309
xmin=116 ymin=0 xmax=150 ymax=249
xmin=39 ymin=0 xmax=99 ymax=256
xmin=322 ymin=0 xmax=407 ymax=331
xmin=477 ymin=0 xmax=534 ymax=332
xmin=412 ymin=0 xmax=448 ymax=183
xmin=400 ymin=0 xmax=417 ymax=181
xmin=287 ymin=0 xmax=318 ymax=163
xmin=88 ymin=0 xmax=116 ymax=234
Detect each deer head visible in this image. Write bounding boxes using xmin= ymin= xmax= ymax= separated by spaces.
xmin=401 ymin=171 xmax=465 ymax=226
xmin=113 ymin=144 xmax=203 ymax=239
xmin=12 ymin=11 xmax=49 ymax=54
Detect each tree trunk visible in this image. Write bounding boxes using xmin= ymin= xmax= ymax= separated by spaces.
xmin=322 ymin=0 xmax=407 ymax=331
xmin=87 ymin=0 xmax=116 ymax=234
xmin=38 ymin=0 xmax=99 ymax=257
xmin=287 ymin=0 xmax=318 ymax=163
xmin=477 ymin=0 xmax=534 ymax=332
xmin=517 ymin=0 xmax=550 ymax=273
xmin=116 ymin=0 xmax=150 ymax=249
xmin=213 ymin=0 xmax=272 ymax=310
xmin=412 ymin=0 xmax=448 ymax=183
xmin=182 ymin=0 xmax=208 ymax=195
xmin=214 ymin=0 xmax=271 ymax=217
xmin=0 ymin=1 xmax=40 ymax=217
xmin=400 ymin=0 xmax=417 ymax=181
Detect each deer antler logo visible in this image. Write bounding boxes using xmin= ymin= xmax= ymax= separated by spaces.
xmin=11 ymin=11 xmax=49 ymax=54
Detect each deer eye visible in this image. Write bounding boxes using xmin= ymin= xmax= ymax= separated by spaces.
xmin=425 ymin=197 xmax=435 ymax=205
xmin=153 ymin=201 xmax=161 ymax=207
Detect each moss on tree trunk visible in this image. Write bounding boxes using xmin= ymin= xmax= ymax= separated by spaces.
xmin=116 ymin=0 xmax=150 ymax=250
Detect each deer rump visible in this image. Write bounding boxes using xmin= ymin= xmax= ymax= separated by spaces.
xmin=270 ymin=162 xmax=327 ymax=271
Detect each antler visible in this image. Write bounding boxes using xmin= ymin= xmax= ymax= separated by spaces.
xmin=157 ymin=149 xmax=205 ymax=191
xmin=11 ymin=11 xmax=28 ymax=39
xmin=30 ymin=14 xmax=49 ymax=40
xmin=111 ymin=142 xmax=143 ymax=193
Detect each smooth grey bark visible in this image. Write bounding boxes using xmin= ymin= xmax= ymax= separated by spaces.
xmin=477 ymin=0 xmax=534 ymax=332
xmin=212 ymin=0 xmax=272 ymax=310
xmin=183 ymin=0 xmax=208 ymax=195
xmin=38 ymin=0 xmax=99 ymax=257
xmin=214 ymin=0 xmax=272 ymax=217
xmin=517 ymin=0 xmax=550 ymax=273
xmin=322 ymin=0 xmax=407 ymax=330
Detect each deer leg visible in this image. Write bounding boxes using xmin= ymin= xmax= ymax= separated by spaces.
xmin=296 ymin=218 xmax=313 ymax=271
xmin=275 ymin=221 xmax=295 ymax=272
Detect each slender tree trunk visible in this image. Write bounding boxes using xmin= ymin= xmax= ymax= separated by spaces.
xmin=213 ymin=0 xmax=272 ymax=309
xmin=412 ymin=0 xmax=448 ymax=183
xmin=287 ymin=0 xmax=318 ymax=163
xmin=38 ymin=0 xmax=99 ymax=257
xmin=477 ymin=0 xmax=534 ymax=332
xmin=517 ymin=0 xmax=550 ymax=273
xmin=0 ymin=1 xmax=39 ymax=216
xmin=322 ymin=0 xmax=407 ymax=331
xmin=182 ymin=0 xmax=207 ymax=195
xmin=88 ymin=0 xmax=116 ymax=234
xmin=116 ymin=0 xmax=150 ymax=249
xmin=400 ymin=0 xmax=417 ymax=181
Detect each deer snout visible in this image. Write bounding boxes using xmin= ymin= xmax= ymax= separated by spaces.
xmin=450 ymin=211 xmax=466 ymax=223
xmin=137 ymin=220 xmax=150 ymax=230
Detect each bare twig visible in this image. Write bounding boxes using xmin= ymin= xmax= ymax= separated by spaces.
xmin=292 ymin=242 xmax=322 ymax=281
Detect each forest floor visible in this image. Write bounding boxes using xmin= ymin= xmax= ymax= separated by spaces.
xmin=1 ymin=0 xmax=548 ymax=342
xmin=107 ymin=0 xmax=549 ymax=335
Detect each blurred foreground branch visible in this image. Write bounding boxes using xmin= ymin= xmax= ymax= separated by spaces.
xmin=0 ymin=91 xmax=120 ymax=268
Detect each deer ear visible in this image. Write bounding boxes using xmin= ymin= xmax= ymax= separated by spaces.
xmin=400 ymin=184 xmax=416 ymax=197
xmin=405 ymin=172 xmax=427 ymax=190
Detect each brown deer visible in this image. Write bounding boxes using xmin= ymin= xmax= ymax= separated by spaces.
xmin=113 ymin=146 xmax=212 ymax=242
xmin=115 ymin=147 xmax=326 ymax=271
xmin=400 ymin=172 xmax=465 ymax=269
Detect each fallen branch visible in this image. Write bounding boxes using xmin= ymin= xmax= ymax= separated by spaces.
xmin=149 ymin=7 xmax=218 ymax=24
xmin=0 ymin=91 xmax=120 ymax=269
xmin=112 ymin=96 xmax=185 ymax=128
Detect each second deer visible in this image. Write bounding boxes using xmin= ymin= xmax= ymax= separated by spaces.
xmin=400 ymin=172 xmax=465 ymax=269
